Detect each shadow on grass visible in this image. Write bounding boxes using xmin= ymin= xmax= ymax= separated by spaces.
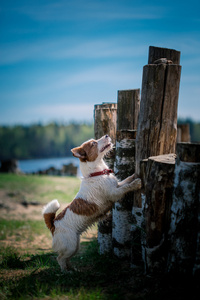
xmin=0 ymin=240 xmax=130 ymax=299
xmin=1 ymin=240 xmax=200 ymax=300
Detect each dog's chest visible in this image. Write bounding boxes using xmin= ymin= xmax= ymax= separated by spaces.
xmin=78 ymin=175 xmax=117 ymax=202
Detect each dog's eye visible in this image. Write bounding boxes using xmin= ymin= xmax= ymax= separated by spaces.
xmin=92 ymin=141 xmax=97 ymax=146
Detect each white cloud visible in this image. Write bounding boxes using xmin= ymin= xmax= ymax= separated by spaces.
xmin=0 ymin=35 xmax=147 ymax=65
xmin=16 ymin=0 xmax=163 ymax=22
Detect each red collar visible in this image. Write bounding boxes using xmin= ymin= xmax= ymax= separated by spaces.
xmin=89 ymin=169 xmax=114 ymax=177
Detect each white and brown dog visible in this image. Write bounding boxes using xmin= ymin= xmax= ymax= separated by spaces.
xmin=43 ymin=135 xmax=141 ymax=271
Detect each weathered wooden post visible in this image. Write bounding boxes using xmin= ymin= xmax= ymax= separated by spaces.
xmin=140 ymin=154 xmax=176 ymax=273
xmin=136 ymin=46 xmax=181 ymax=174
xmin=94 ymin=102 xmax=117 ymax=254
xmin=168 ymin=143 xmax=200 ymax=275
xmin=132 ymin=46 xmax=182 ymax=268
xmin=177 ymin=124 xmax=191 ymax=142
xmin=94 ymin=103 xmax=117 ymax=147
xmin=148 ymin=46 xmax=180 ymax=65
xmin=112 ymin=89 xmax=140 ymax=258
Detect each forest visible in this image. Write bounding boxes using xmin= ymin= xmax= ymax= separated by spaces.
xmin=0 ymin=119 xmax=199 ymax=160
xmin=0 ymin=122 xmax=94 ymax=160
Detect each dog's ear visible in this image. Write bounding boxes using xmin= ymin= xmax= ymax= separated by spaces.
xmin=71 ymin=147 xmax=87 ymax=159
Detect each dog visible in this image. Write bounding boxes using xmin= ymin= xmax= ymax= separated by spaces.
xmin=42 ymin=135 xmax=141 ymax=271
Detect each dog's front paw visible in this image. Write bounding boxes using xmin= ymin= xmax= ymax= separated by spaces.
xmin=129 ymin=178 xmax=142 ymax=191
xmin=129 ymin=173 xmax=140 ymax=182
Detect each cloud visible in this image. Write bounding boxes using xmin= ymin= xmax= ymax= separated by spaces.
xmin=0 ymin=35 xmax=147 ymax=65
xmin=16 ymin=0 xmax=163 ymax=22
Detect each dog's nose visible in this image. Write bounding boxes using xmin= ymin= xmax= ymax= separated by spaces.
xmin=105 ymin=134 xmax=109 ymax=138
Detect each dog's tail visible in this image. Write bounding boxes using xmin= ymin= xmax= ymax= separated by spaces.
xmin=42 ymin=199 xmax=60 ymax=235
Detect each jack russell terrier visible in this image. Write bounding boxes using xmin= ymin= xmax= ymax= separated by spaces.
xmin=43 ymin=135 xmax=141 ymax=271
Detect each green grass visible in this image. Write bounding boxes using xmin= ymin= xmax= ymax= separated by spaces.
xmin=0 ymin=219 xmax=47 ymax=241
xmin=0 ymin=173 xmax=80 ymax=204
xmin=1 ymin=240 xmax=198 ymax=300
xmin=0 ymin=241 xmax=124 ymax=300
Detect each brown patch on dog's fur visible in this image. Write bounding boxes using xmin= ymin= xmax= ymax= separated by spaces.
xmin=44 ymin=213 xmax=56 ymax=234
xmin=53 ymin=198 xmax=99 ymax=222
xmin=70 ymin=198 xmax=99 ymax=216
xmin=71 ymin=140 xmax=98 ymax=162
xmin=54 ymin=206 xmax=69 ymax=221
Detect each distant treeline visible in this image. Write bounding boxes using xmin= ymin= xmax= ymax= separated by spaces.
xmin=0 ymin=122 xmax=94 ymax=160
xmin=0 ymin=119 xmax=200 ymax=161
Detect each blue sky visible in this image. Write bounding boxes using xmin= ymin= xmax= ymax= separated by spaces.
xmin=0 ymin=0 xmax=200 ymax=125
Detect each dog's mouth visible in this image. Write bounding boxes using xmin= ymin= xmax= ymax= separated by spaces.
xmin=100 ymin=143 xmax=111 ymax=153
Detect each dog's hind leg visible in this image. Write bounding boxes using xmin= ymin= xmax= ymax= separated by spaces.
xmin=56 ymin=233 xmax=80 ymax=271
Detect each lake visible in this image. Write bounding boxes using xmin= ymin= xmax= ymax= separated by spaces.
xmin=18 ymin=157 xmax=80 ymax=176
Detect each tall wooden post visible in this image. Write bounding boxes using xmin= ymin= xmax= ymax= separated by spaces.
xmin=94 ymin=102 xmax=117 ymax=254
xmin=136 ymin=46 xmax=181 ymax=175
xmin=112 ymin=89 xmax=140 ymax=258
xmin=168 ymin=143 xmax=200 ymax=275
xmin=132 ymin=46 xmax=181 ymax=267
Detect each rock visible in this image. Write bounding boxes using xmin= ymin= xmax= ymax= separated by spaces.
xmin=0 ymin=159 xmax=20 ymax=173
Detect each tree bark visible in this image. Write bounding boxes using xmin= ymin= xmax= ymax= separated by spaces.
xmin=94 ymin=103 xmax=117 ymax=144
xmin=112 ymin=89 xmax=140 ymax=259
xmin=135 ymin=63 xmax=181 ymax=175
xmin=133 ymin=46 xmax=181 ymax=268
xmin=177 ymin=124 xmax=191 ymax=142
xmin=94 ymin=102 xmax=117 ymax=254
xmin=140 ymin=154 xmax=176 ymax=273
xmin=168 ymin=143 xmax=200 ymax=275
xmin=117 ymin=89 xmax=140 ymax=131
xmin=112 ymin=130 xmax=136 ymax=258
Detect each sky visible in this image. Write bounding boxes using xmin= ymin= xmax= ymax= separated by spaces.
xmin=0 ymin=0 xmax=200 ymax=125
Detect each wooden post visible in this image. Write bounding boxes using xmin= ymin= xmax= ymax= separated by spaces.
xmin=177 ymin=124 xmax=191 ymax=142
xmin=132 ymin=46 xmax=181 ymax=267
xmin=135 ymin=46 xmax=181 ymax=185
xmin=94 ymin=103 xmax=117 ymax=145
xmin=148 ymin=46 xmax=180 ymax=65
xmin=140 ymin=154 xmax=176 ymax=273
xmin=112 ymin=89 xmax=140 ymax=259
xmin=94 ymin=102 xmax=117 ymax=254
xmin=168 ymin=143 xmax=200 ymax=275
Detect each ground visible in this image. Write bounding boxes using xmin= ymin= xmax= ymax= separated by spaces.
xmin=0 ymin=174 xmax=199 ymax=300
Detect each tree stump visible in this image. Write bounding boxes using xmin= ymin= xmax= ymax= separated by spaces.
xmin=132 ymin=46 xmax=181 ymax=268
xmin=112 ymin=130 xmax=137 ymax=258
xmin=94 ymin=102 xmax=117 ymax=254
xmin=112 ymin=89 xmax=140 ymax=259
xmin=140 ymin=154 xmax=176 ymax=273
xmin=168 ymin=143 xmax=200 ymax=275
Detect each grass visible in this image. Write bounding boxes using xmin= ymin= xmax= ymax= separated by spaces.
xmin=0 ymin=219 xmax=46 ymax=241
xmin=0 ymin=173 xmax=199 ymax=299
xmin=0 ymin=240 xmax=143 ymax=300
xmin=0 ymin=173 xmax=80 ymax=204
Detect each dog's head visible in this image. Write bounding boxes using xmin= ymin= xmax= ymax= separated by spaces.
xmin=71 ymin=135 xmax=112 ymax=162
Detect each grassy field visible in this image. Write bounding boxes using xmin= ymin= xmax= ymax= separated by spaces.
xmin=0 ymin=174 xmax=199 ymax=300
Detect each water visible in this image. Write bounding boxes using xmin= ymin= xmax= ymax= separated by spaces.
xmin=18 ymin=157 xmax=80 ymax=175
